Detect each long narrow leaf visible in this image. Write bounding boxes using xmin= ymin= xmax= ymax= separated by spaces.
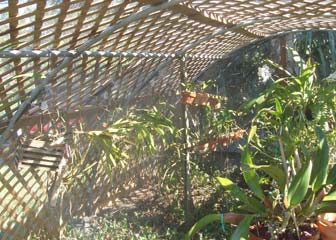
xmin=216 ymin=177 xmax=265 ymax=213
xmin=323 ymin=191 xmax=336 ymax=201
xmin=311 ymin=127 xmax=329 ymax=192
xmin=287 ymin=160 xmax=312 ymax=208
xmin=230 ymin=215 xmax=255 ymax=240
xmin=183 ymin=214 xmax=220 ymax=240
xmin=241 ymin=147 xmax=265 ymax=201
xmin=317 ymin=201 xmax=336 ymax=214
xmin=250 ymin=165 xmax=286 ymax=192
xmin=327 ymin=164 xmax=336 ymax=185
xmin=247 ymin=126 xmax=257 ymax=143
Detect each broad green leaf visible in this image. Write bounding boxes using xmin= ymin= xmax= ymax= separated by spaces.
xmin=183 ymin=214 xmax=220 ymax=240
xmin=287 ymin=160 xmax=312 ymax=208
xmin=241 ymin=147 xmax=265 ymax=201
xmin=216 ymin=178 xmax=248 ymax=203
xmin=327 ymin=164 xmax=336 ymax=185
xmin=311 ymin=127 xmax=329 ymax=192
xmin=323 ymin=191 xmax=336 ymax=201
xmin=216 ymin=177 xmax=265 ymax=213
xmin=250 ymin=165 xmax=286 ymax=192
xmin=230 ymin=215 xmax=255 ymax=240
xmin=317 ymin=201 xmax=336 ymax=214
xmin=301 ymin=191 xmax=315 ymax=217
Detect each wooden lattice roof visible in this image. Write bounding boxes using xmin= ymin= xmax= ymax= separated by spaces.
xmin=1 ymin=0 xmax=336 ymax=144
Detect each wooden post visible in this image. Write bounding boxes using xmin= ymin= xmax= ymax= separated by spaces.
xmin=280 ymin=36 xmax=287 ymax=69
xmin=179 ymin=56 xmax=194 ymax=226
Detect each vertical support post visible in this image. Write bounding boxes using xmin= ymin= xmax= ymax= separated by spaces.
xmin=280 ymin=36 xmax=287 ymax=69
xmin=179 ymin=56 xmax=194 ymax=226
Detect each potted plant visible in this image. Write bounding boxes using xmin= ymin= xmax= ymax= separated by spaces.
xmin=184 ymin=126 xmax=336 ymax=239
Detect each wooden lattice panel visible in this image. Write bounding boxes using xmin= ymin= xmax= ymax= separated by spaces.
xmin=0 ymin=0 xmax=335 ymax=125
xmin=1 ymin=1 xmax=336 ymax=238
xmin=17 ymin=139 xmax=65 ymax=171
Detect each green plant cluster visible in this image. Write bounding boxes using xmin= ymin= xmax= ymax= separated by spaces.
xmin=64 ymin=102 xmax=179 ymax=181
xmin=185 ymin=60 xmax=336 ymax=239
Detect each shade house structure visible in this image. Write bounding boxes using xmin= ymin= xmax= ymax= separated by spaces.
xmin=1 ymin=0 xmax=336 ymax=239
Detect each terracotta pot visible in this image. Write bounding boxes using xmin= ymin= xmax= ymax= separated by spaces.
xmin=317 ymin=213 xmax=336 ymax=240
xmin=181 ymin=91 xmax=196 ymax=105
xmin=249 ymin=223 xmax=320 ymax=240
xmin=234 ymin=129 xmax=245 ymax=139
xmin=208 ymin=97 xmax=221 ymax=110
xmin=223 ymin=213 xmax=246 ymax=225
xmin=194 ymin=92 xmax=209 ymax=106
xmin=249 ymin=233 xmax=265 ymax=240
xmin=208 ymin=140 xmax=217 ymax=152
xmin=197 ymin=143 xmax=208 ymax=153
xmin=217 ymin=135 xmax=229 ymax=145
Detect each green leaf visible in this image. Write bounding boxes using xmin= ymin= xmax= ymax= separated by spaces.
xmin=327 ymin=164 xmax=336 ymax=185
xmin=241 ymin=147 xmax=265 ymax=201
xmin=247 ymin=126 xmax=257 ymax=143
xmin=216 ymin=177 xmax=265 ymax=213
xmin=301 ymin=191 xmax=315 ymax=217
xmin=311 ymin=127 xmax=329 ymax=192
xmin=250 ymin=165 xmax=286 ymax=192
xmin=274 ymin=98 xmax=282 ymax=115
xmin=287 ymin=160 xmax=312 ymax=208
xmin=317 ymin=201 xmax=336 ymax=214
xmin=230 ymin=215 xmax=255 ymax=240
xmin=183 ymin=214 xmax=220 ymax=240
xmin=243 ymin=94 xmax=265 ymax=110
xmin=323 ymin=191 xmax=336 ymax=201
xmin=216 ymin=178 xmax=248 ymax=202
